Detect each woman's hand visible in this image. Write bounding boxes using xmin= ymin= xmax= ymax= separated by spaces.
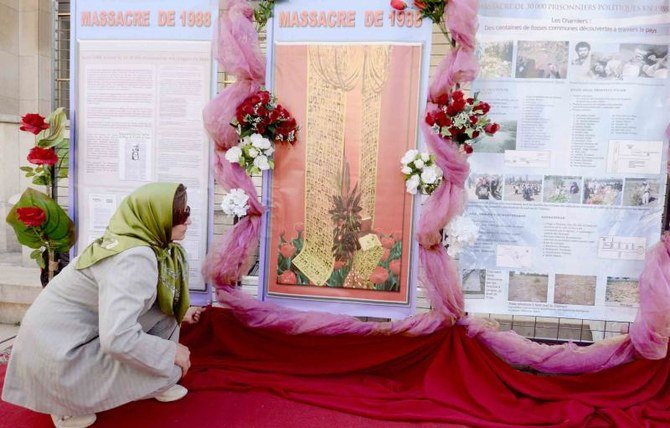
xmin=174 ymin=343 xmax=191 ymax=378
xmin=182 ymin=306 xmax=205 ymax=325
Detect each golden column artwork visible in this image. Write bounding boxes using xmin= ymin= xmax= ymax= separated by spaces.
xmin=292 ymin=45 xmax=392 ymax=288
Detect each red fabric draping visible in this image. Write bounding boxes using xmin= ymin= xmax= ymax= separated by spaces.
xmin=179 ymin=308 xmax=670 ymax=427
xmin=3 ymin=307 xmax=670 ymax=427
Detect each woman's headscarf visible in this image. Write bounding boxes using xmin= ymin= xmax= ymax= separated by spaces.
xmin=76 ymin=182 xmax=190 ymax=321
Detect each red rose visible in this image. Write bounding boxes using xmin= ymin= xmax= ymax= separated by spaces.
xmin=485 ymin=123 xmax=500 ymax=134
xmin=333 ymin=260 xmax=346 ymax=270
xmin=425 ymin=111 xmax=436 ymax=126
xmin=390 ymin=0 xmax=407 ymax=10
xmin=20 ymin=113 xmax=49 ymax=135
xmin=452 ymin=90 xmax=465 ymax=100
xmin=381 ymin=248 xmax=390 ymax=261
xmin=279 ymin=242 xmax=296 ymax=259
xmin=381 ymin=236 xmax=395 ymax=249
xmin=435 ymin=93 xmax=450 ymax=106
xmin=434 ymin=111 xmax=451 ymax=127
xmin=27 ymin=147 xmax=58 ymax=166
xmin=16 ymin=206 xmax=46 ymax=227
xmin=414 ymin=0 xmax=427 ymax=10
xmin=268 ymin=108 xmax=280 ymax=122
xmin=278 ymin=270 xmax=297 ymax=285
xmin=474 ymin=102 xmax=490 ymax=114
xmin=447 ymin=99 xmax=466 ymax=116
xmin=242 ymin=103 xmax=255 ymax=116
xmin=390 ymin=259 xmax=401 ymax=276
xmin=258 ymin=91 xmax=271 ymax=104
xmin=369 ymin=266 xmax=389 ymax=285
xmin=249 ymin=95 xmax=261 ymax=105
xmin=295 ymin=222 xmax=304 ymax=233
xmin=448 ymin=126 xmax=461 ymax=137
xmin=469 ymin=115 xmax=478 ymax=125
xmin=472 ymin=131 xmax=480 ymax=139
xmin=463 ymin=143 xmax=474 ymax=154
xmin=466 ymin=97 xmax=475 ymax=104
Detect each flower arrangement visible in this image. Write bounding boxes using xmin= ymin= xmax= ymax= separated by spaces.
xmin=425 ymin=90 xmax=500 ymax=154
xmin=400 ymin=149 xmax=444 ymax=195
xmin=221 ymin=188 xmax=250 ymax=218
xmin=19 ymin=108 xmax=69 ymax=187
xmin=6 ymin=108 xmax=73 ymax=282
xmin=227 ymin=89 xmax=298 ymax=175
xmin=442 ymin=215 xmax=479 ymax=257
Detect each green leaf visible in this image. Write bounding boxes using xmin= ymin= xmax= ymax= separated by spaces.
xmin=25 ymin=172 xmax=35 ymax=177
xmin=32 ymin=175 xmax=49 ymax=186
xmin=5 ymin=188 xmax=75 ymax=252
xmin=57 ymin=168 xmax=69 ymax=178
xmin=19 ymin=166 xmax=33 ymax=172
xmin=36 ymin=107 xmax=67 ymax=148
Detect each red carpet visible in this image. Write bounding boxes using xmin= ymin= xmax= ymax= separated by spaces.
xmin=2 ymin=307 xmax=670 ymax=427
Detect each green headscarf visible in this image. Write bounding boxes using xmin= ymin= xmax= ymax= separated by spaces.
xmin=76 ymin=182 xmax=190 ymax=321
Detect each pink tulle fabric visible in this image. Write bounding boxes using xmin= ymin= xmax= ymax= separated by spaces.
xmin=213 ymin=0 xmax=265 ymax=81
xmin=428 ymin=47 xmax=479 ymax=102
xmin=461 ymin=317 xmax=637 ymax=373
xmin=201 ymin=0 xmax=670 ymax=374
xmin=203 ymin=81 xmax=261 ymax=151
xmin=630 ymin=234 xmax=670 ymax=359
xmin=202 ymin=153 xmax=264 ymax=286
xmin=216 ymin=287 xmax=450 ymax=336
xmin=445 ymin=0 xmax=479 ymax=50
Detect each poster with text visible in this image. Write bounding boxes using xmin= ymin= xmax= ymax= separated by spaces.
xmin=459 ymin=0 xmax=670 ymax=322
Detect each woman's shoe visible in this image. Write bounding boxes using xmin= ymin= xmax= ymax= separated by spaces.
xmin=154 ymin=384 xmax=188 ymax=402
xmin=51 ymin=414 xmax=96 ymax=428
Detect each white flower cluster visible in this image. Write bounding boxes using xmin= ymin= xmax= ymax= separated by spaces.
xmin=221 ymin=188 xmax=250 ymax=218
xmin=443 ymin=215 xmax=479 ymax=257
xmin=224 ymin=133 xmax=275 ymax=175
xmin=400 ymin=149 xmax=443 ymax=195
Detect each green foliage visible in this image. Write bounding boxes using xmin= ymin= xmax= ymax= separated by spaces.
xmin=254 ymin=0 xmax=278 ymax=31
xmin=329 ymin=162 xmax=362 ymax=262
xmin=6 ymin=188 xmax=75 ymax=253
xmin=36 ymin=107 xmax=67 ymax=148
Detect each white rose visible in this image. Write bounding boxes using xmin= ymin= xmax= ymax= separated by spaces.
xmin=224 ymin=146 xmax=242 ymax=164
xmin=405 ymin=174 xmax=420 ymax=195
xmin=254 ymin=155 xmax=271 ymax=171
xmin=221 ymin=188 xmax=250 ymax=217
xmin=401 ymin=166 xmax=412 ymax=175
xmin=414 ymin=159 xmax=425 ymax=169
xmin=240 ymin=136 xmax=253 ymax=147
xmin=421 ymin=153 xmax=430 ymax=162
xmin=250 ymin=133 xmax=271 ymax=149
xmin=264 ymin=146 xmax=275 ymax=157
xmin=248 ymin=147 xmax=259 ymax=158
xmin=401 ymin=149 xmax=419 ymax=166
xmin=421 ymin=166 xmax=439 ymax=185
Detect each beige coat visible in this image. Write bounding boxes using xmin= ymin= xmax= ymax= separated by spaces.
xmin=1 ymin=246 xmax=181 ymax=416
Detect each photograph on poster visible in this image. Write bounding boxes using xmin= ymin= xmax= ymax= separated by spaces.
xmin=515 ymin=41 xmax=569 ymax=79
xmin=503 ymin=175 xmax=542 ymax=202
xmin=554 ymin=274 xmax=597 ymax=306
xmin=267 ymin=43 xmax=422 ymax=304
xmin=466 ymin=174 xmax=503 ymax=201
xmin=619 ymin=44 xmax=668 ymax=79
xmin=473 ymin=120 xmax=517 ymax=153
xmin=623 ymin=178 xmax=660 ymax=207
xmin=477 ymin=41 xmax=514 ymax=78
xmin=462 ymin=269 xmax=486 ymax=299
xmin=570 ymin=42 xmax=623 ymax=80
xmin=508 ymin=271 xmax=548 ymax=303
xmin=606 ymin=277 xmax=640 ymax=307
xmin=583 ymin=178 xmax=623 ymax=206
xmin=543 ymin=175 xmax=582 ymax=204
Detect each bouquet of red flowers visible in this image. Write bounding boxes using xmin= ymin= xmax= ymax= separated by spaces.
xmin=231 ymin=90 xmax=298 ymax=144
xmin=425 ymin=90 xmax=499 ymax=154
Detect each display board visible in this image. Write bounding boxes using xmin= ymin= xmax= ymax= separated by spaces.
xmin=259 ymin=0 xmax=434 ymax=318
xmin=70 ymin=0 xmax=217 ymax=304
xmin=460 ymin=0 xmax=670 ymax=321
